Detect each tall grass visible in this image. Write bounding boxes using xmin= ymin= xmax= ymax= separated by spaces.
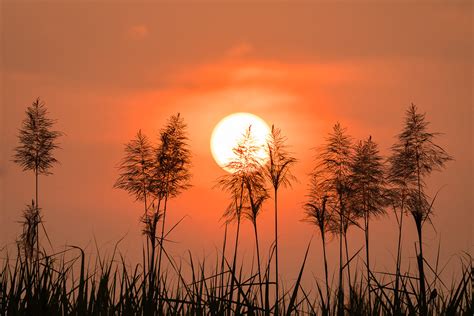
xmin=1 ymin=235 xmax=471 ymax=315
xmin=265 ymin=125 xmax=297 ymax=315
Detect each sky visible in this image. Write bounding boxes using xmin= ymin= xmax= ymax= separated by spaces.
xmin=1 ymin=1 xmax=472 ymax=286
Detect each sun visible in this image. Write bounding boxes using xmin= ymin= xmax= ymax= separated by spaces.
xmin=211 ymin=113 xmax=271 ymax=173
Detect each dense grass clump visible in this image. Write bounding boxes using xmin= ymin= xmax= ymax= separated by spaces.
xmin=0 ymin=244 xmax=471 ymax=315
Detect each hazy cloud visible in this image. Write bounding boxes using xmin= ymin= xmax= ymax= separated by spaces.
xmin=125 ymin=24 xmax=149 ymax=40
xmin=226 ymin=43 xmax=254 ymax=58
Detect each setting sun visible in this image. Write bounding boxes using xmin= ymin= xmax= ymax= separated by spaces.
xmin=210 ymin=112 xmax=271 ymax=172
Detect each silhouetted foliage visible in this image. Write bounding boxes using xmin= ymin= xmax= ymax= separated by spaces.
xmin=152 ymin=113 xmax=192 ymax=201
xmin=13 ymin=97 xmax=62 ymax=261
xmin=317 ymin=123 xmax=355 ymax=234
xmin=349 ymin=136 xmax=388 ymax=311
xmin=304 ymin=171 xmax=333 ymax=313
xmin=388 ymin=104 xmax=452 ymax=315
xmin=17 ymin=200 xmax=42 ymax=262
xmin=114 ymin=129 xmax=157 ymax=282
xmin=114 ymin=114 xmax=192 ymax=310
xmin=265 ymin=125 xmax=297 ymax=312
xmin=304 ymin=173 xmax=333 ymax=237
xmin=312 ymin=122 xmax=353 ymax=315
xmin=221 ymin=126 xmax=269 ymax=223
xmin=217 ymin=126 xmax=270 ymax=306
xmin=114 ymin=130 xmax=155 ymax=206
xmin=153 ymin=113 xmax=192 ymax=291
xmin=13 ymin=98 xmax=62 ymax=176
xmin=265 ymin=125 xmax=297 ymax=191
xmin=389 ymin=104 xmax=452 ymax=222
xmin=350 ymin=137 xmax=388 ymax=220
xmin=218 ymin=127 xmax=264 ymax=223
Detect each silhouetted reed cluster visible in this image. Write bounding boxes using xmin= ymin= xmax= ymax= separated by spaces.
xmin=1 ymin=99 xmax=471 ymax=315
xmin=302 ymin=105 xmax=456 ymax=315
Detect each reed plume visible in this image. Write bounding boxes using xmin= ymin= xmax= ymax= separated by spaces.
xmin=349 ymin=136 xmax=388 ymax=313
xmin=304 ymin=171 xmax=333 ymax=314
xmin=13 ymin=97 xmax=62 ymax=259
xmin=216 ymin=126 xmax=269 ymax=308
xmin=265 ymin=125 xmax=297 ymax=313
xmin=18 ymin=200 xmax=42 ymax=263
xmin=313 ymin=122 xmax=353 ymax=316
xmin=114 ymin=130 xmax=155 ymax=275
xmin=153 ymin=113 xmax=192 ymax=288
xmin=388 ymin=104 xmax=452 ymax=315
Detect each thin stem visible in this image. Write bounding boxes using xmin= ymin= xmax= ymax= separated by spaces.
xmin=253 ymin=220 xmax=264 ymax=307
xmin=365 ymin=212 xmax=371 ymax=315
xmin=219 ymin=224 xmax=228 ymax=310
xmin=228 ymin=215 xmax=241 ymax=315
xmin=35 ymin=169 xmax=39 ymax=261
xmin=344 ymin=231 xmax=352 ymax=291
xmin=338 ymin=198 xmax=344 ymax=316
xmin=321 ymin=228 xmax=330 ymax=314
xmin=147 ymin=197 xmax=161 ymax=311
xmin=157 ymin=194 xmax=168 ymax=286
xmin=416 ymin=153 xmax=427 ymax=315
xmin=274 ymin=187 xmax=279 ymax=315
xmin=394 ymin=198 xmax=405 ymax=315
xmin=417 ymin=221 xmax=427 ymax=316
xmin=143 ymin=187 xmax=149 ymax=274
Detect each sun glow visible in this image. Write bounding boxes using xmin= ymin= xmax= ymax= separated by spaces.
xmin=211 ymin=113 xmax=271 ymax=173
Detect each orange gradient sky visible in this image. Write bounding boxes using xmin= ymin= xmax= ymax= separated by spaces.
xmin=1 ymin=1 xmax=472 ymax=284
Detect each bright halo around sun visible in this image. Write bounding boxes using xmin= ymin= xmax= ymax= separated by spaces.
xmin=211 ymin=113 xmax=271 ymax=173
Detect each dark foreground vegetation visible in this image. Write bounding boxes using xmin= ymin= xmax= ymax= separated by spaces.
xmin=1 ymin=99 xmax=472 ymax=315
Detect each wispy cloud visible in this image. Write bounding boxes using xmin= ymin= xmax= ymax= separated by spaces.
xmin=125 ymin=24 xmax=149 ymax=40
xmin=226 ymin=43 xmax=253 ymax=58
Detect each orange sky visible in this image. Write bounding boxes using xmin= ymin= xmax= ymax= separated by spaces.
xmin=1 ymin=1 xmax=472 ymax=285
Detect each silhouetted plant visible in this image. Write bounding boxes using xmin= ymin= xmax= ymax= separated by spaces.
xmin=304 ymin=171 xmax=333 ymax=314
xmin=240 ymin=128 xmax=269 ymax=288
xmin=114 ymin=130 xmax=155 ymax=270
xmin=245 ymin=177 xmax=268 ymax=306
xmin=265 ymin=125 xmax=297 ymax=313
xmin=218 ymin=172 xmax=246 ymax=310
xmin=114 ymin=129 xmax=155 ymax=215
xmin=349 ymin=136 xmax=388 ymax=312
xmin=13 ymin=97 xmax=62 ymax=258
xmin=18 ymin=200 xmax=41 ymax=263
xmin=240 ymin=132 xmax=269 ymax=305
xmin=114 ymin=115 xmax=191 ymax=309
xmin=217 ymin=172 xmax=246 ymax=313
xmin=388 ymin=104 xmax=452 ymax=315
xmin=153 ymin=113 xmax=192 ymax=287
xmin=387 ymin=140 xmax=413 ymax=315
xmin=340 ymin=194 xmax=359 ymax=292
xmin=217 ymin=126 xmax=269 ymax=307
xmin=313 ymin=122 xmax=353 ymax=316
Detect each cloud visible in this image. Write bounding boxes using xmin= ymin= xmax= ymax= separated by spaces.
xmin=226 ymin=43 xmax=253 ymax=58
xmin=125 ymin=24 xmax=149 ymax=40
